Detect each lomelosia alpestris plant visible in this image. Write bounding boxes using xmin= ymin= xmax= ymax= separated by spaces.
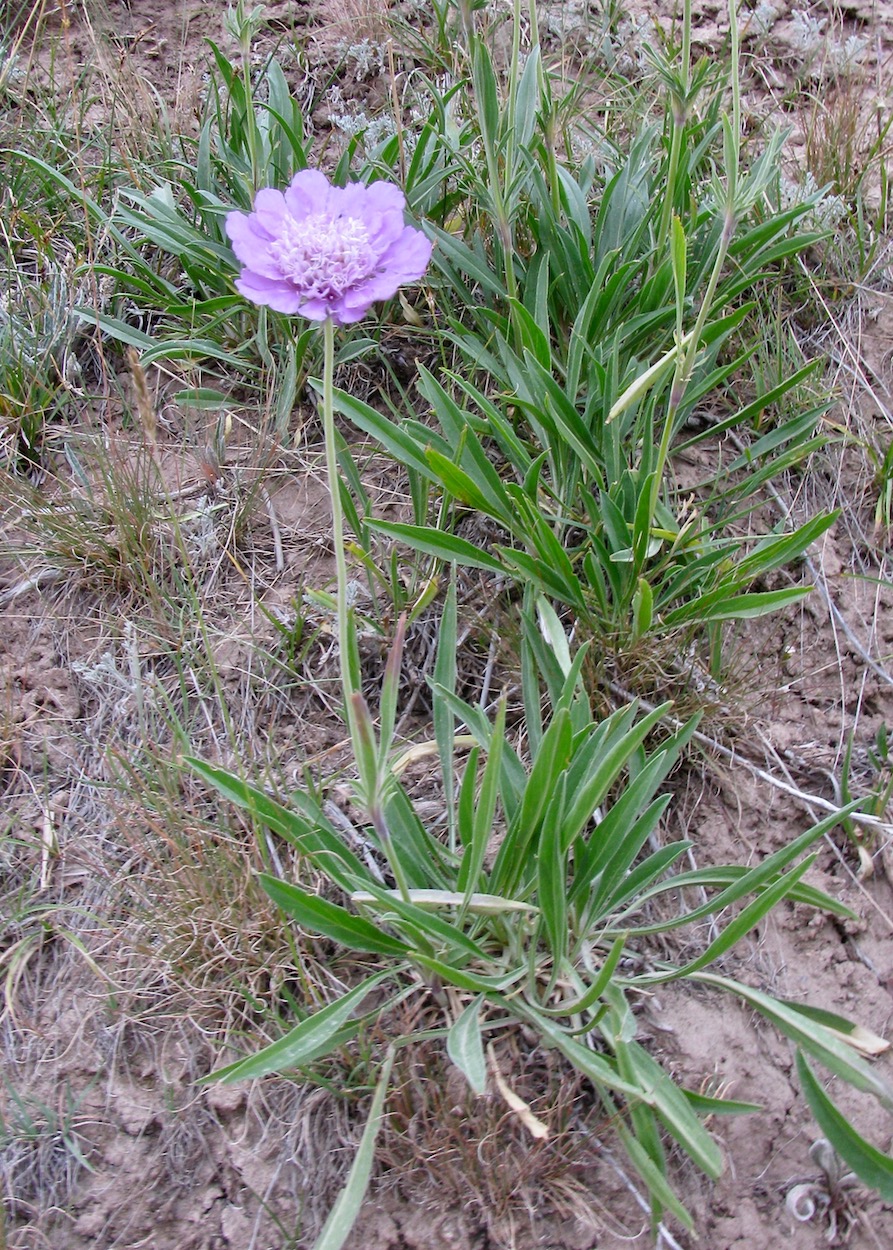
xmin=190 ymin=585 xmax=893 ymax=1240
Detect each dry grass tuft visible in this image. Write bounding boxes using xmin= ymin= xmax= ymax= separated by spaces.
xmin=377 ymin=1026 xmax=609 ymax=1246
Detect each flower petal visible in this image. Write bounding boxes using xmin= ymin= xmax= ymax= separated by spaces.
xmin=378 ymin=227 xmax=434 ymax=282
xmin=298 ymin=296 xmax=339 ymax=322
xmin=358 ymin=180 xmax=407 ymax=218
xmin=251 ymin=188 xmax=289 ymax=236
xmin=335 ymin=179 xmax=406 ymax=226
xmin=236 ymin=271 xmax=304 ymax=314
xmin=225 ymin=212 xmax=283 ymax=279
xmin=333 ymin=306 xmax=369 ymax=325
xmin=340 ymin=272 xmax=401 ymax=313
xmin=364 ymin=208 xmax=407 ymax=253
xmin=284 ymin=169 xmax=332 ymax=219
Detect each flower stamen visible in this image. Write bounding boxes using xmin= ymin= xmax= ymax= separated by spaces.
xmin=269 ymin=213 xmax=376 ymax=302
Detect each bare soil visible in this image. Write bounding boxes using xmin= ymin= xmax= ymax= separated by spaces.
xmin=2 ymin=2 xmax=893 ymax=1249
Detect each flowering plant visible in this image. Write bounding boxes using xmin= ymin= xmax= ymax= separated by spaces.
xmin=225 ymin=169 xmax=432 ymax=323
xmin=226 ymin=169 xmax=432 ymax=898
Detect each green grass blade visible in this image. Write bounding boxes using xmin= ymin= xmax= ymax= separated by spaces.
xmin=313 ymin=1047 xmax=396 ymax=1250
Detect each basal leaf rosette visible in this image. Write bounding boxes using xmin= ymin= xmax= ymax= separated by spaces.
xmin=225 ymin=169 xmax=432 ymax=324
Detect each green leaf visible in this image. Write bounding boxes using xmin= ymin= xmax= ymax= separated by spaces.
xmin=350 ymin=888 xmax=536 ymax=916
xmin=563 ymin=702 xmax=670 ymax=844
xmin=424 ymin=447 xmax=508 ymax=522
xmin=796 ymin=1052 xmax=893 ymax=1201
xmin=614 ymin=1119 xmax=694 ymax=1231
xmin=350 ymin=882 xmax=490 ymax=960
xmin=491 ymin=706 xmax=573 ymax=895
xmin=536 ymin=598 xmax=573 ymax=678
xmin=206 ymin=971 xmax=394 ymax=1082
xmin=472 ymin=38 xmax=501 ymax=165
xmin=684 ymin=1090 xmax=762 ymax=1116
xmin=434 ymin=575 xmax=459 ymax=853
xmin=411 ymin=954 xmax=525 ymax=994
xmin=695 ymin=973 xmax=893 ymax=1106
xmin=330 ymin=386 xmax=434 ymax=480
xmin=184 ymin=759 xmax=371 ymax=893
xmin=516 ymin=355 xmax=605 ymax=483
xmin=141 ymin=338 xmax=251 ymax=368
xmin=537 ymin=775 xmax=569 ymax=967
xmin=781 ymin=1003 xmax=888 ymax=1056
xmin=561 ymin=938 xmax=626 ymax=1016
xmin=258 ymin=876 xmax=409 ymax=957
xmin=631 ymin=576 xmax=654 ymax=642
xmin=513 ymin=45 xmax=541 ymax=149
xmin=172 ymin=388 xmax=232 ymax=410
xmin=671 ymin=214 xmax=687 ymax=321
xmin=528 ymin=1013 xmax=649 ymax=1103
xmin=620 ymin=1038 xmax=724 ymax=1178
xmin=12 ymin=151 xmax=130 ymax=249
xmin=651 ymin=858 xmax=815 ymax=981
xmin=313 ymin=1047 xmax=396 ymax=1250
xmin=665 ymin=586 xmax=811 ymax=626
xmin=459 ymin=699 xmax=505 ymax=899
xmin=733 ymin=513 xmax=837 ymax=583
xmin=621 ymin=803 xmax=861 ymax=939
xmin=370 ymin=520 xmax=505 ymax=573
xmin=76 ymin=311 xmax=153 ymax=350
xmin=447 ymin=997 xmax=488 ymax=1094
xmin=634 ymin=865 xmax=856 ymax=920
xmin=428 ymin=224 xmax=506 ymax=298
xmin=383 ymin=785 xmax=453 ymax=890
xmin=508 ymin=298 xmax=551 ymax=371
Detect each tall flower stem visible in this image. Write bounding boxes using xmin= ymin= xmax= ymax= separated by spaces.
xmin=321 ymin=317 xmax=358 ymax=741
xmin=320 ymin=318 xmax=411 ymax=904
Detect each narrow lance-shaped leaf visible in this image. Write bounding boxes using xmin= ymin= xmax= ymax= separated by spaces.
xmin=694 ymin=973 xmax=893 ymax=1107
xmin=258 ymin=875 xmax=409 ymax=957
xmin=185 ymin=758 xmax=372 ymax=891
xmin=459 ymin=698 xmax=506 ymax=900
xmin=434 ymin=575 xmax=459 ymax=853
xmin=371 ymin=520 xmax=505 ymax=574
xmin=447 ymin=996 xmax=488 ymax=1094
xmin=633 ymin=858 xmax=815 ymax=983
xmin=537 ymin=774 xmax=569 ymax=969
xmin=313 ymin=1047 xmax=396 ymax=1250
xmin=796 ymin=1052 xmax=893 ymax=1201
xmin=620 ymin=1038 xmax=724 ymax=1178
xmin=204 ymin=970 xmax=395 ymax=1083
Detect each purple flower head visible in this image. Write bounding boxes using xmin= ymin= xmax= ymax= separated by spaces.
xmin=225 ymin=170 xmax=432 ymax=325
